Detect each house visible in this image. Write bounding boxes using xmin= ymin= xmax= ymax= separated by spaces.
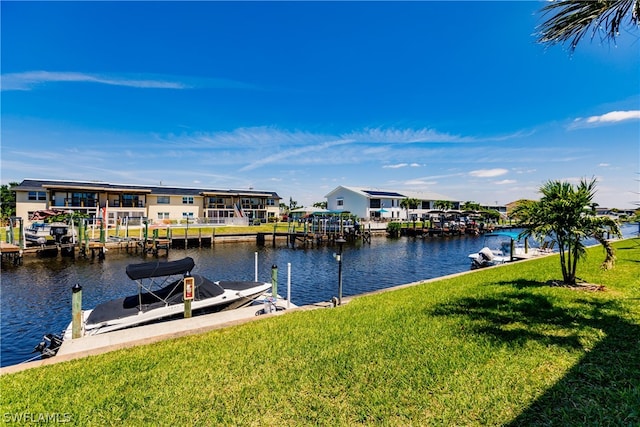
xmin=11 ymin=179 xmax=281 ymax=226
xmin=324 ymin=186 xmax=461 ymax=220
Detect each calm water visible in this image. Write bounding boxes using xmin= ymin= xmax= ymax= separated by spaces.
xmin=2 ymin=224 xmax=636 ymax=367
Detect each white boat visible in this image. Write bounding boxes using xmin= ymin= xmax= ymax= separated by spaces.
xmin=35 ymin=257 xmax=271 ymax=357
xmin=468 ymin=232 xmax=532 ymax=269
xmin=24 ymin=222 xmax=76 ymax=246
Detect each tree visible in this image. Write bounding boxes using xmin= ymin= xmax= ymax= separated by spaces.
xmin=461 ymin=201 xmax=481 ymax=212
xmin=288 ymin=197 xmax=300 ymax=210
xmin=0 ymin=182 xmax=19 ymax=226
xmin=537 ymin=0 xmax=640 ymax=51
xmin=513 ymin=178 xmax=622 ymax=286
xmin=434 ymin=200 xmax=454 ymax=211
xmin=313 ymin=201 xmax=327 ymax=209
xmin=400 ymin=198 xmax=420 ymax=220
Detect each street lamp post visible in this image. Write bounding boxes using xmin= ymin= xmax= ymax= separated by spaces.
xmin=335 ymin=237 xmax=346 ymax=305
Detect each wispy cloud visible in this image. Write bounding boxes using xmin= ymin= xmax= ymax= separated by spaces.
xmin=342 ymin=127 xmax=474 ymax=143
xmin=383 ymin=163 xmax=409 ymax=169
xmin=1 ymin=71 xmax=258 ymax=91
xmin=239 ymin=139 xmax=354 ymax=171
xmin=569 ymin=110 xmax=640 ymax=129
xmin=2 ymin=71 xmax=189 ymax=91
xmin=469 ymin=168 xmax=509 ymax=178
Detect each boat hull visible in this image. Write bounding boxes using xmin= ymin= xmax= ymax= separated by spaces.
xmin=63 ymin=281 xmax=271 ymax=339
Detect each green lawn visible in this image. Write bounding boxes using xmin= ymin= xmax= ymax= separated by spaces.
xmin=2 ymin=240 xmax=639 ymax=426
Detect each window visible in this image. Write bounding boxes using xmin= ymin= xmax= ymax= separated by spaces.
xmin=369 ymin=199 xmax=381 ymax=209
xmin=28 ymin=191 xmax=46 ymax=201
xmin=182 ymin=212 xmax=194 ymax=218
xmin=157 ymin=196 xmax=170 ymax=204
xmin=158 ymin=212 xmax=170 ymax=219
xmin=122 ymin=194 xmax=141 ymax=208
xmin=72 ymin=192 xmax=97 ymax=207
xmin=337 ymin=198 xmax=344 ymax=207
xmin=182 ymin=196 xmax=194 ymax=204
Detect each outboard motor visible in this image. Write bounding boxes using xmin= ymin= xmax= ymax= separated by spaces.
xmin=33 ymin=333 xmax=64 ymax=359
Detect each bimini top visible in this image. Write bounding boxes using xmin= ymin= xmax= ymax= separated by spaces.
xmin=125 ymin=257 xmax=195 ymax=280
xmin=484 ymin=231 xmax=522 ymax=241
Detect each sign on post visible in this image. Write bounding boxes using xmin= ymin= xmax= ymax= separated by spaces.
xmin=183 ymin=276 xmax=194 ymax=318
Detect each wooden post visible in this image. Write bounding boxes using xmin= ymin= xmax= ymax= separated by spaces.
xmin=72 ymin=284 xmax=83 ymax=339
xmin=271 ymin=265 xmax=278 ymax=299
xmin=99 ymin=217 xmax=105 ymax=244
xmin=18 ymin=217 xmax=24 ymax=250
xmin=183 ymin=276 xmax=194 ymax=318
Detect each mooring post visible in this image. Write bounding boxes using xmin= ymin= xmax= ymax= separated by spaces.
xmin=183 ymin=274 xmax=194 ymax=318
xmin=99 ymin=217 xmax=105 ymax=244
xmin=255 ymin=252 xmax=259 ymax=282
xmin=72 ymin=284 xmax=83 ymax=339
xmin=287 ymin=262 xmax=291 ymax=309
xmin=271 ymin=264 xmax=278 ymax=300
xmin=335 ymin=238 xmax=346 ymax=305
xmin=18 ymin=217 xmax=25 ymax=250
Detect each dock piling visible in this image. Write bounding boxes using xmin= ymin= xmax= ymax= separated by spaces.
xmin=71 ymin=284 xmax=83 ymax=339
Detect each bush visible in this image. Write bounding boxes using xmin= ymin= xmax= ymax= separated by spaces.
xmin=386 ymin=222 xmax=401 ymax=237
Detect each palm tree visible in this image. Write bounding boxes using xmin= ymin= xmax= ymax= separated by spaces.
xmin=537 ymin=0 xmax=640 ymax=51
xmin=434 ymin=200 xmax=454 ymax=211
xmin=461 ymin=201 xmax=481 ymax=212
xmin=400 ymin=198 xmax=420 ymax=221
xmin=513 ymin=178 xmax=621 ymax=286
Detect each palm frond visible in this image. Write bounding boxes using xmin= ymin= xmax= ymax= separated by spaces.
xmin=537 ymin=0 xmax=640 ymax=50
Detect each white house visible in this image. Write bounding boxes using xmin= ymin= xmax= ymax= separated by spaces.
xmin=324 ymin=186 xmax=461 ymax=220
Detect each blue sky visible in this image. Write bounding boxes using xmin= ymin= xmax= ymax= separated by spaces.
xmin=2 ymin=1 xmax=639 ymax=209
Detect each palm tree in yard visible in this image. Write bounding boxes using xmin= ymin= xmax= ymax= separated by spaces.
xmin=537 ymin=0 xmax=639 ymax=51
xmin=400 ymin=198 xmax=420 ymax=221
xmin=513 ymin=178 xmax=621 ymax=286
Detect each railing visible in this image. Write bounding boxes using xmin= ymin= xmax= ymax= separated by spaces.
xmin=111 ymin=201 xmax=145 ymax=208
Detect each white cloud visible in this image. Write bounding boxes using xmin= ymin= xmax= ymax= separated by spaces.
xmin=569 ymin=110 xmax=640 ymax=129
xmin=586 ymin=110 xmax=640 ymax=124
xmin=494 ymin=179 xmax=516 ymax=185
xmin=469 ymin=168 xmax=509 ymax=178
xmin=383 ymin=163 xmax=408 ymax=169
xmin=404 ymin=179 xmax=437 ymax=186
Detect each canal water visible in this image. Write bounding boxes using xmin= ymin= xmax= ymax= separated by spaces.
xmin=2 ymin=224 xmax=636 ymax=367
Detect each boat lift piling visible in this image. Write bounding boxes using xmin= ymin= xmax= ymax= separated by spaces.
xmin=71 ymin=284 xmax=83 ymax=339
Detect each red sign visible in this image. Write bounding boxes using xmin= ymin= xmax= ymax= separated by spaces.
xmin=183 ymin=277 xmax=195 ymax=301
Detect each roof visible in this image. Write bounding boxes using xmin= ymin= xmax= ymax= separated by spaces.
xmin=325 ymin=185 xmax=457 ymax=202
xmin=11 ymin=179 xmax=280 ymax=199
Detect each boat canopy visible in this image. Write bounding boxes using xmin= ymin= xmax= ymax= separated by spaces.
xmin=484 ymin=231 xmax=522 ymax=241
xmin=125 ymin=257 xmax=195 ymax=280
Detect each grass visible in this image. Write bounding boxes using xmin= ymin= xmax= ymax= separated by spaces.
xmin=1 ymin=240 xmax=639 ymax=425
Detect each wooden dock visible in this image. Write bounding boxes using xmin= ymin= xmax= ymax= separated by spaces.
xmin=0 ymin=242 xmax=22 ymax=265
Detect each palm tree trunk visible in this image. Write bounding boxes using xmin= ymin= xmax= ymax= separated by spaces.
xmin=594 ymin=232 xmax=616 ymax=270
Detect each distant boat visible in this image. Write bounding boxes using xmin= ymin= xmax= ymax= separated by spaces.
xmin=34 ymin=257 xmax=271 ymax=357
xmin=24 ymin=222 xmax=76 ymax=246
xmin=468 ymin=231 xmax=532 ymax=269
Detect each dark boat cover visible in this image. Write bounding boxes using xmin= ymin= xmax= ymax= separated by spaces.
xmin=86 ymin=274 xmax=225 ymax=325
xmin=125 ymin=257 xmax=195 ymax=280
